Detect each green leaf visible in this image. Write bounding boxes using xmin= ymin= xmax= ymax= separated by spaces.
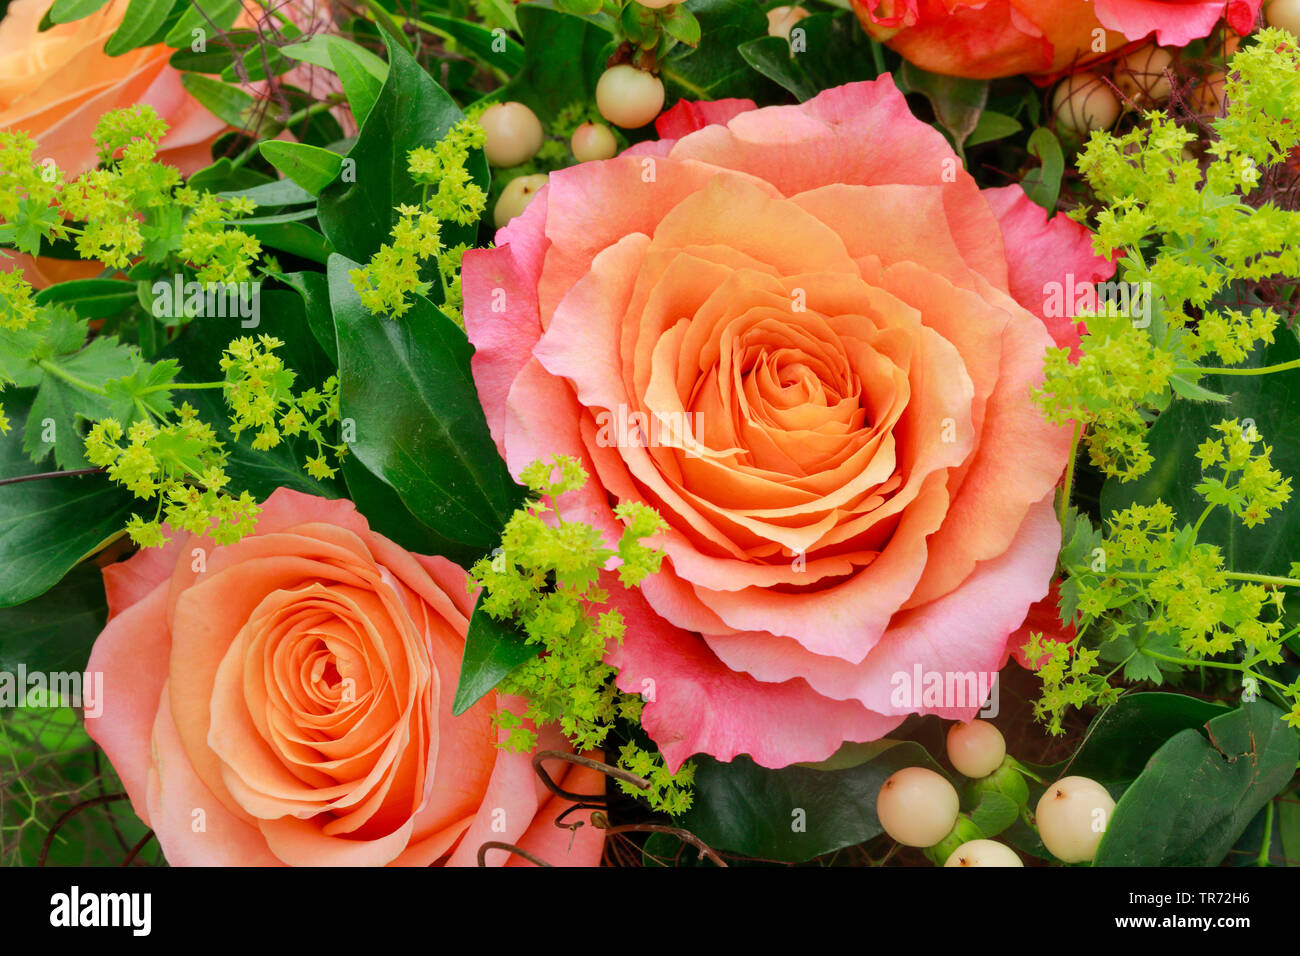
xmin=896 ymin=62 xmax=988 ymax=154
xmin=482 ymin=5 xmax=611 ymax=121
xmin=168 ymin=28 xmax=261 ymax=74
xmin=1095 ymin=701 xmax=1299 ymax=866
xmin=0 ymin=565 xmax=108 ymax=674
xmin=218 ymin=178 xmax=316 ymax=207
xmin=257 ymin=141 xmax=343 ymax=197
xmin=238 ymin=220 xmax=331 ymax=264
xmin=0 ymin=393 xmax=133 ymax=608
xmin=276 ymin=270 xmax=336 ymax=364
xmin=451 ymin=593 xmax=540 ymax=715
xmin=969 ymin=790 xmax=1019 ymax=837
xmin=103 ymin=0 xmax=177 ymax=56
xmin=676 ymin=741 xmax=948 ymax=862
xmin=739 ymin=12 xmax=880 ymax=102
xmin=660 ymin=0 xmax=774 ymax=103
xmin=23 ymin=334 xmax=142 ymax=470
xmin=1168 ymin=371 xmax=1231 ymax=403
xmin=413 ymin=11 xmax=525 ymax=75
xmin=1102 ymin=332 xmax=1300 ymax=577
xmin=1278 ymin=794 xmax=1300 ymax=866
xmin=329 ymin=41 xmax=384 ymax=126
xmin=179 ymin=73 xmax=256 ymax=128
xmin=340 ymin=455 xmax=483 ymax=569
xmin=1037 ymin=692 xmax=1231 ymax=792
xmin=966 ymin=110 xmax=1023 ymax=147
xmin=1022 ymin=127 xmax=1064 ymax=212
xmin=34 ymin=280 xmax=137 ymax=321
xmin=48 ymin=0 xmax=111 ymax=24
xmin=319 ymin=33 xmax=486 ymax=262
xmin=328 ymin=255 xmax=524 ymax=552
xmin=281 ymin=34 xmax=389 ymax=81
xmin=162 ymin=0 xmax=241 ymax=50
xmin=660 ymin=4 xmax=702 ymax=46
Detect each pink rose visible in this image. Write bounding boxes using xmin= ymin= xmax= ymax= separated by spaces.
xmin=85 ymin=488 xmax=605 ymax=866
xmin=462 ymin=80 xmax=1113 ymax=770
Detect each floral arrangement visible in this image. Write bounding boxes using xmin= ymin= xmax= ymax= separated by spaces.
xmin=2 ymin=0 xmax=1300 ymax=876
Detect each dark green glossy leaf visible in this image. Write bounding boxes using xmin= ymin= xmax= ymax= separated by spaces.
xmin=452 ymin=593 xmax=539 ymax=715
xmin=660 ymin=0 xmax=773 ymax=103
xmin=738 ymin=11 xmax=880 ymax=102
xmin=319 ymin=33 xmax=486 ymax=263
xmin=676 ymin=741 xmax=948 ymax=862
xmin=34 ymin=279 xmax=137 ymax=320
xmin=258 ymin=141 xmax=343 ymax=196
xmin=0 ymin=564 xmax=107 ymax=675
xmin=485 ymin=4 xmax=612 ymax=121
xmin=0 ymin=393 xmax=133 ymax=607
xmin=1095 ymin=701 xmax=1298 ymax=866
xmin=328 ymin=254 xmax=523 ymax=553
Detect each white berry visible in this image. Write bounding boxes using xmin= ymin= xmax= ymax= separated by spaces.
xmin=596 ymin=65 xmax=666 ymax=129
xmin=943 ymin=839 xmax=1024 ymax=867
xmin=1268 ymin=0 xmax=1300 ymax=36
xmin=1052 ymin=72 xmax=1121 ymax=136
xmin=1035 ymin=775 xmax=1115 ymax=864
xmin=571 ymin=121 xmax=618 ymax=162
xmin=479 ymin=102 xmax=545 ymax=168
xmin=767 ymin=5 xmax=810 ymax=40
xmin=946 ymin=720 xmax=1006 ymax=779
xmin=1114 ymin=45 xmax=1174 ymax=106
xmin=493 ymin=173 xmax=548 ymax=229
xmin=876 ymin=767 xmax=960 ymax=848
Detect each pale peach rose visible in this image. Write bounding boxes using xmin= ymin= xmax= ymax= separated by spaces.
xmin=463 ymin=80 xmax=1114 ymax=771
xmin=0 ymin=0 xmax=233 ymax=176
xmin=85 ymin=489 xmax=605 ymax=866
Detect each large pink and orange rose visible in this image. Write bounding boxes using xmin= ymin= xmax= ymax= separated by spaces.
xmin=85 ymin=489 xmax=605 ymax=866
xmin=463 ymin=79 xmax=1113 ymax=771
xmin=851 ymin=0 xmax=1263 ymax=78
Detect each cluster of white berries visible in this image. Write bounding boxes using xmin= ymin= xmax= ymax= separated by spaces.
xmin=874 ymin=719 xmax=1116 ymax=867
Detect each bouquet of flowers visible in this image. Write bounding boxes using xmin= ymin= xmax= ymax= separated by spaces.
xmin=2 ymin=0 xmax=1300 ymax=876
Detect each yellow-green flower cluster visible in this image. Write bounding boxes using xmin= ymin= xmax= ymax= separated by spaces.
xmin=220 ymin=335 xmax=343 ymax=479
xmin=0 ymin=106 xmax=260 ymax=281
xmin=349 ymin=119 xmax=487 ymax=321
xmin=85 ymin=403 xmax=260 ymax=547
xmin=468 ymin=455 xmax=693 ymax=813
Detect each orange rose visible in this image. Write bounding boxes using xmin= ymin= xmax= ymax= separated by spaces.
xmin=84 ymin=489 xmax=605 ymax=866
xmin=851 ymin=0 xmax=1262 ymax=79
xmin=0 ymin=0 xmax=231 ymax=176
xmin=463 ymin=80 xmax=1114 ymax=770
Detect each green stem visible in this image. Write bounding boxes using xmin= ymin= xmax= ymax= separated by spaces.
xmin=1058 ymin=420 xmax=1082 ymax=527
xmin=1195 ymin=358 xmax=1300 ymax=376
xmin=1103 ymin=568 xmax=1300 ymax=589
xmin=1258 ymin=799 xmax=1274 ymax=867
xmin=1192 ymin=502 xmax=1216 ymax=536
xmin=1139 ymin=648 xmax=1291 ymax=691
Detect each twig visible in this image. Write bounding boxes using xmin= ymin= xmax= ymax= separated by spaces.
xmin=38 ymin=792 xmax=128 ymax=866
xmin=476 ymin=840 xmax=552 ymax=867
